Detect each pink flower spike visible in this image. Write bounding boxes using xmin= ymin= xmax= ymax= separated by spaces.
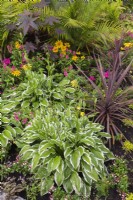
xmin=64 ymin=70 xmax=68 ymax=77
xmin=2 ymin=58 xmax=11 ymax=65
xmin=89 ymin=76 xmax=95 ymax=81
xmin=66 ymin=55 xmax=69 ymax=59
xmin=104 ymin=71 xmax=109 ymax=78
xmin=22 ymin=118 xmax=28 ymax=124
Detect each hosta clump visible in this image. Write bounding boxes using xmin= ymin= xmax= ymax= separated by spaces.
xmin=19 ymin=107 xmax=114 ymax=197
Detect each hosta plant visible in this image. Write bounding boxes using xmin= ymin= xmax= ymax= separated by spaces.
xmin=0 ymin=68 xmax=88 ymax=147
xmin=18 ymin=107 xmax=114 ymax=197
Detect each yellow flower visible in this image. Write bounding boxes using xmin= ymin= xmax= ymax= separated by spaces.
xmin=124 ymin=43 xmax=133 ymax=48
xmin=80 ymin=112 xmax=85 ymax=117
xmin=72 ymin=55 xmax=78 ymax=61
xmin=11 ymin=69 xmax=21 ymax=76
xmin=52 ymin=46 xmax=58 ymax=53
xmin=123 ymin=140 xmax=133 ymax=152
xmin=61 ymin=51 xmax=66 ymax=56
xmin=77 ymin=106 xmax=81 ymax=110
xmin=120 ymin=47 xmax=125 ymax=51
xmin=71 ymin=80 xmax=78 ymax=87
xmin=15 ymin=41 xmax=21 ymax=49
xmin=64 ymin=42 xmax=70 ymax=48
xmin=22 ymin=64 xmax=32 ymax=70
xmin=76 ymin=51 xmax=81 ymax=55
xmin=55 ymin=40 xmax=63 ymax=48
xmin=61 ymin=45 xmax=67 ymax=52
xmin=81 ymin=56 xmax=85 ymax=60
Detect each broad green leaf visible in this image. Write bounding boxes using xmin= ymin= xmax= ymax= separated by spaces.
xmin=97 ymin=132 xmax=111 ymax=139
xmin=81 ymin=183 xmax=91 ymax=197
xmin=31 ymin=153 xmax=40 ymax=170
xmin=81 ymin=160 xmax=92 ymax=172
xmin=39 ymin=143 xmax=53 ymax=154
xmin=64 ymin=166 xmax=72 ymax=180
xmin=6 ymin=126 xmax=16 ymax=137
xmin=40 ymin=99 xmax=48 ymax=107
xmin=91 ymin=150 xmax=104 ymax=160
xmin=87 ymin=168 xmax=98 ymax=182
xmin=20 ymin=145 xmax=31 ymax=155
xmin=70 ymin=151 xmax=81 ymax=169
xmin=1 ymin=117 xmax=10 ymax=123
xmin=40 ymin=178 xmax=53 ymax=196
xmin=57 ymin=160 xmax=64 ymax=174
xmin=2 ymin=130 xmax=13 ymax=140
xmin=64 ymin=147 xmax=73 ymax=158
xmin=82 ymin=153 xmax=91 ymax=165
xmin=1 ymin=108 xmax=10 ymax=114
xmin=41 ymin=149 xmax=55 ymax=158
xmin=53 ymin=92 xmax=63 ymax=99
xmin=47 ymin=156 xmax=61 ymax=172
xmin=55 ymin=171 xmax=64 ymax=186
xmin=80 ymin=138 xmax=95 ymax=147
xmin=82 ymin=171 xmax=92 ymax=184
xmin=76 ymin=146 xmax=84 ymax=156
xmin=63 ymin=178 xmax=73 ymax=193
xmin=65 ymin=88 xmax=75 ymax=93
xmin=21 ymin=100 xmax=30 ymax=108
xmin=0 ymin=135 xmax=8 ymax=147
xmin=59 ymin=79 xmax=70 ymax=86
xmin=70 ymin=171 xmax=82 ymax=194
xmin=22 ymin=150 xmax=34 ymax=160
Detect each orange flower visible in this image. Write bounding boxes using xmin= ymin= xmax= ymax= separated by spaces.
xmin=11 ymin=69 xmax=21 ymax=76
xmin=52 ymin=46 xmax=58 ymax=53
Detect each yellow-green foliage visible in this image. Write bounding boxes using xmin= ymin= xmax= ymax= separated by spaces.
xmin=129 ymin=104 xmax=133 ymax=109
xmin=126 ymin=193 xmax=133 ymax=200
xmin=123 ymin=140 xmax=133 ymax=152
xmin=123 ymin=118 xmax=133 ymax=127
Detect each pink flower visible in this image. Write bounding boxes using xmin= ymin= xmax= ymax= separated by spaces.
xmin=11 ymin=66 xmax=16 ymax=70
xmin=68 ymin=65 xmax=73 ymax=70
xmin=89 ymin=76 xmax=95 ymax=81
xmin=2 ymin=58 xmax=10 ymax=66
xmin=14 ymin=113 xmax=19 ymax=121
xmin=22 ymin=118 xmax=28 ymax=124
xmin=104 ymin=71 xmax=109 ymax=78
xmin=60 ymin=53 xmax=63 ymax=58
xmin=64 ymin=69 xmax=68 ymax=77
xmin=73 ymin=51 xmax=76 ymax=55
xmin=7 ymin=45 xmax=12 ymax=53
xmin=66 ymin=55 xmax=69 ymax=59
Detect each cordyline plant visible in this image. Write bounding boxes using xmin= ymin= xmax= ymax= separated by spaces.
xmin=75 ymin=39 xmax=133 ymax=146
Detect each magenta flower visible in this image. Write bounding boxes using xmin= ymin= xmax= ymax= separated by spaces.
xmin=2 ymin=58 xmax=11 ymax=66
xmin=104 ymin=71 xmax=109 ymax=78
xmin=22 ymin=118 xmax=28 ymax=124
xmin=14 ymin=113 xmax=19 ymax=121
xmin=64 ymin=69 xmax=68 ymax=77
xmin=89 ymin=76 xmax=95 ymax=81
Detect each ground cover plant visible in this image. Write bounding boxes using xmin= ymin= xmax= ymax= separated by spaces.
xmin=0 ymin=0 xmax=133 ymax=200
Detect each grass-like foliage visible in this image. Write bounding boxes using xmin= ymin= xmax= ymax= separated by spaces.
xmin=76 ymin=39 xmax=133 ymax=145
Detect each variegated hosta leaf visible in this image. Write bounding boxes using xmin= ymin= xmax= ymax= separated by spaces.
xmin=70 ymin=171 xmax=82 ymax=194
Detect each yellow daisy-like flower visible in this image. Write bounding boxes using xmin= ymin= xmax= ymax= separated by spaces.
xmin=52 ymin=46 xmax=59 ymax=53
xmin=61 ymin=45 xmax=67 ymax=52
xmin=81 ymin=56 xmax=85 ymax=60
xmin=55 ymin=40 xmax=63 ymax=48
xmin=124 ymin=42 xmax=133 ymax=48
xmin=76 ymin=51 xmax=81 ymax=55
xmin=77 ymin=106 xmax=81 ymax=110
xmin=22 ymin=64 xmax=32 ymax=70
xmin=120 ymin=47 xmax=125 ymax=51
xmin=61 ymin=51 xmax=66 ymax=56
xmin=72 ymin=55 xmax=78 ymax=61
xmin=64 ymin=42 xmax=70 ymax=48
xmin=15 ymin=41 xmax=21 ymax=49
xmin=80 ymin=112 xmax=85 ymax=117
xmin=71 ymin=79 xmax=78 ymax=87
xmin=11 ymin=69 xmax=21 ymax=77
